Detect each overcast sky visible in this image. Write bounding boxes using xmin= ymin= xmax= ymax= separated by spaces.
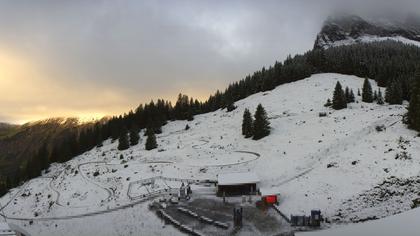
xmin=0 ymin=0 xmax=419 ymax=124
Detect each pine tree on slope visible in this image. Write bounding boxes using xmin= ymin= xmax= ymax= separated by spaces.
xmin=129 ymin=125 xmax=140 ymax=146
xmin=408 ymin=69 xmax=420 ymax=132
xmin=118 ymin=129 xmax=129 ymax=150
xmin=226 ymin=101 xmax=237 ymax=112
xmin=362 ymin=78 xmax=374 ymax=103
xmin=37 ymin=144 xmax=49 ymax=171
xmin=242 ymin=108 xmax=254 ymax=138
xmin=349 ymin=89 xmax=355 ymax=103
xmin=145 ymin=127 xmax=157 ymax=150
xmin=377 ymin=88 xmax=385 ymax=105
xmin=332 ymin=82 xmax=347 ymax=110
xmin=345 ymin=87 xmax=351 ymax=103
xmin=253 ymin=104 xmax=271 ymax=140
xmin=385 ymin=79 xmax=403 ymax=105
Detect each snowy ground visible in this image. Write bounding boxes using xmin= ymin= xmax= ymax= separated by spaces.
xmin=321 ymin=35 xmax=420 ymax=48
xmin=298 ymin=206 xmax=420 ymax=236
xmin=1 ymin=73 xmax=419 ymax=235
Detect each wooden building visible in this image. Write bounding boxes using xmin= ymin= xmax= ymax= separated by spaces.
xmin=217 ymin=172 xmax=260 ymax=196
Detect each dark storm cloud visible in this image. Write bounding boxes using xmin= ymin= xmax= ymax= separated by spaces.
xmin=0 ymin=0 xmax=418 ymax=123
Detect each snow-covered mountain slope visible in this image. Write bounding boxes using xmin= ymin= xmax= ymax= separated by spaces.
xmin=1 ymin=73 xmax=419 ymax=236
xmin=298 ymin=206 xmax=420 ymax=236
xmin=314 ymin=15 xmax=420 ymax=49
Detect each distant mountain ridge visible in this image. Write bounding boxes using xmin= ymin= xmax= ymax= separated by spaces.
xmin=0 ymin=122 xmax=19 ymax=139
xmin=314 ymin=14 xmax=420 ymax=49
xmin=0 ymin=118 xmax=97 ymax=177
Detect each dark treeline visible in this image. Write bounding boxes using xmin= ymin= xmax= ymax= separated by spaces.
xmin=311 ymin=41 xmax=420 ymax=100
xmin=2 ymin=40 xmax=420 ymax=195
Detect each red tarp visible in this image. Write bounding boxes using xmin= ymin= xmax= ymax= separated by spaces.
xmin=264 ymin=195 xmax=277 ymax=204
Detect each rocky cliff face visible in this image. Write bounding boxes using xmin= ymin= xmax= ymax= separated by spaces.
xmin=314 ymin=15 xmax=420 ymax=49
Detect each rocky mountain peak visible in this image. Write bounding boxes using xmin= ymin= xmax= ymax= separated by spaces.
xmin=314 ymin=14 xmax=420 ymax=49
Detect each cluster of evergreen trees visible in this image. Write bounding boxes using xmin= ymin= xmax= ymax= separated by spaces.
xmin=3 ymin=40 xmax=420 ymax=195
xmin=329 ymin=82 xmax=355 ymax=110
xmin=242 ymin=104 xmax=271 ymax=140
xmin=407 ymin=67 xmax=420 ymax=133
xmin=362 ymin=78 xmax=374 ymax=103
xmin=329 ymin=78 xmax=388 ymax=110
xmin=361 ymin=78 xmax=385 ymax=105
xmin=117 ymin=125 xmax=141 ymax=151
xmin=385 ymin=80 xmax=403 ymax=105
xmin=313 ymin=41 xmax=420 ymax=93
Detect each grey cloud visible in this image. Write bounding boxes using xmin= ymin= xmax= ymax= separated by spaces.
xmin=0 ymin=0 xmax=418 ymax=123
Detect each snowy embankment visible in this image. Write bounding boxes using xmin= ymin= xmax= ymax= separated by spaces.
xmin=298 ymin=206 xmax=420 ymax=236
xmin=1 ymin=73 xmax=419 ymax=236
xmin=323 ymin=35 xmax=420 ymax=48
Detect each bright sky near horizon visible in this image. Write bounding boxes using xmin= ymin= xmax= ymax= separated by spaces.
xmin=0 ymin=0 xmax=418 ymax=124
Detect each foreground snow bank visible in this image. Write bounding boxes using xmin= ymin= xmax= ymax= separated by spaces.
xmin=298 ymin=207 xmax=420 ymax=236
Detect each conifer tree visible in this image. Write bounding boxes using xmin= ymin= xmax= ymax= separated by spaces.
xmin=242 ymin=108 xmax=253 ymax=138
xmin=385 ymin=79 xmax=403 ymax=105
xmin=252 ymin=104 xmax=270 ymax=140
xmin=5 ymin=176 xmax=11 ymax=190
xmin=345 ymin=87 xmax=351 ymax=103
xmin=145 ymin=127 xmax=157 ymax=150
xmin=25 ymin=157 xmax=41 ymax=179
xmin=349 ymin=89 xmax=355 ymax=103
xmin=13 ymin=168 xmax=21 ymax=187
xmin=186 ymin=108 xmax=194 ymax=121
xmin=362 ymin=78 xmax=373 ymax=103
xmin=357 ymin=88 xmax=361 ymax=96
xmin=332 ymin=82 xmax=347 ymax=110
xmin=0 ymin=179 xmax=6 ymax=196
xmin=408 ymin=69 xmax=420 ymax=132
xmin=117 ymin=129 xmax=129 ymax=150
xmin=377 ymin=88 xmax=385 ymax=105
xmin=95 ymin=126 xmax=104 ymax=147
xmin=49 ymin=145 xmax=60 ymax=164
xmin=226 ymin=100 xmax=236 ymax=112
xmin=37 ymin=144 xmax=49 ymax=171
xmin=129 ymin=125 xmax=140 ymax=146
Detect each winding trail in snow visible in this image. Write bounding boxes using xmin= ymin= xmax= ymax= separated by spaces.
xmin=191 ymin=139 xmax=210 ymax=149
xmin=189 ymin=138 xmax=261 ymax=167
xmin=0 ymin=182 xmax=32 ymax=213
xmin=0 ymin=193 xmax=161 ymax=221
xmin=77 ymin=161 xmax=114 ymax=202
xmin=1 ymin=137 xmax=261 ymax=221
xmin=185 ymin=150 xmax=260 ymax=168
xmin=0 ymin=169 xmax=65 ymax=212
xmin=270 ymin=115 xmax=402 ymax=188
xmin=48 ymin=176 xmax=63 ymax=207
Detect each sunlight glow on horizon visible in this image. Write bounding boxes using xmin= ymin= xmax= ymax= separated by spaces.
xmin=0 ymin=48 xmax=213 ymax=125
